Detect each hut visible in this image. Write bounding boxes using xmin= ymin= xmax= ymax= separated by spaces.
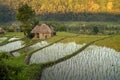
xmin=8 ymin=25 xmax=15 ymax=32
xmin=8 ymin=23 xmax=22 ymax=32
xmin=0 ymin=27 xmax=5 ymax=34
xmin=31 ymin=24 xmax=54 ymax=39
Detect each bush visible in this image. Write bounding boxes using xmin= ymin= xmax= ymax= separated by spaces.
xmin=0 ymin=52 xmax=24 ymax=80
xmin=0 ymin=60 xmax=23 ymax=80
xmin=17 ymin=64 xmax=42 ymax=80
xmin=44 ymin=21 xmax=67 ymax=31
xmin=0 ymin=52 xmax=12 ymax=60
xmin=92 ymin=26 xmax=99 ymax=34
xmin=0 ymin=61 xmax=10 ymax=80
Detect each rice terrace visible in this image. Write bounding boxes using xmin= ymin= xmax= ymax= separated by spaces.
xmin=0 ymin=0 xmax=120 ymax=80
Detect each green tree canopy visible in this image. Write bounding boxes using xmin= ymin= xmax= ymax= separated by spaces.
xmin=93 ymin=26 xmax=99 ymax=34
xmin=16 ymin=4 xmax=36 ymax=38
xmin=16 ymin=4 xmax=35 ymax=22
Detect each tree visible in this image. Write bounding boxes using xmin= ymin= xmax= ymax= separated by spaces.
xmin=46 ymin=21 xmax=66 ymax=31
xmin=107 ymin=2 xmax=113 ymax=12
xmin=16 ymin=4 xmax=35 ymax=38
xmin=93 ymin=26 xmax=99 ymax=34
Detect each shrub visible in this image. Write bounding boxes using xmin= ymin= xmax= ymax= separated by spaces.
xmin=45 ymin=21 xmax=67 ymax=31
xmin=0 ymin=52 xmax=12 ymax=60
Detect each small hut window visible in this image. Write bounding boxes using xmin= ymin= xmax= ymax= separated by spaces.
xmin=45 ymin=35 xmax=47 ymax=38
xmin=37 ymin=33 xmax=39 ymax=38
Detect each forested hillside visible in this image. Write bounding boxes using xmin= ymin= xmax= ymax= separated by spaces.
xmin=0 ymin=0 xmax=120 ymax=23
xmin=1 ymin=0 xmax=120 ymax=14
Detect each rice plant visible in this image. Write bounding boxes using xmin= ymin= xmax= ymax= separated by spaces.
xmin=30 ymin=42 xmax=120 ymax=80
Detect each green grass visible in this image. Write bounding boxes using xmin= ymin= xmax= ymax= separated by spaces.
xmin=60 ymin=35 xmax=106 ymax=43
xmin=0 ymin=32 xmax=24 ymax=38
xmin=4 ymin=54 xmax=26 ymax=66
xmin=60 ymin=35 xmax=120 ymax=52
xmin=46 ymin=32 xmax=76 ymax=43
xmin=95 ymin=35 xmax=120 ymax=51
xmin=57 ymin=32 xmax=77 ymax=36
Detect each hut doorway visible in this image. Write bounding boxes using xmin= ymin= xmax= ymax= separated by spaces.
xmin=36 ymin=33 xmax=39 ymax=38
xmin=45 ymin=35 xmax=47 ymax=38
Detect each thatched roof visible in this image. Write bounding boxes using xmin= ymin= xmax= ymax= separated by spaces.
xmin=31 ymin=24 xmax=52 ymax=34
xmin=0 ymin=27 xmax=5 ymax=34
xmin=8 ymin=25 xmax=15 ymax=30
